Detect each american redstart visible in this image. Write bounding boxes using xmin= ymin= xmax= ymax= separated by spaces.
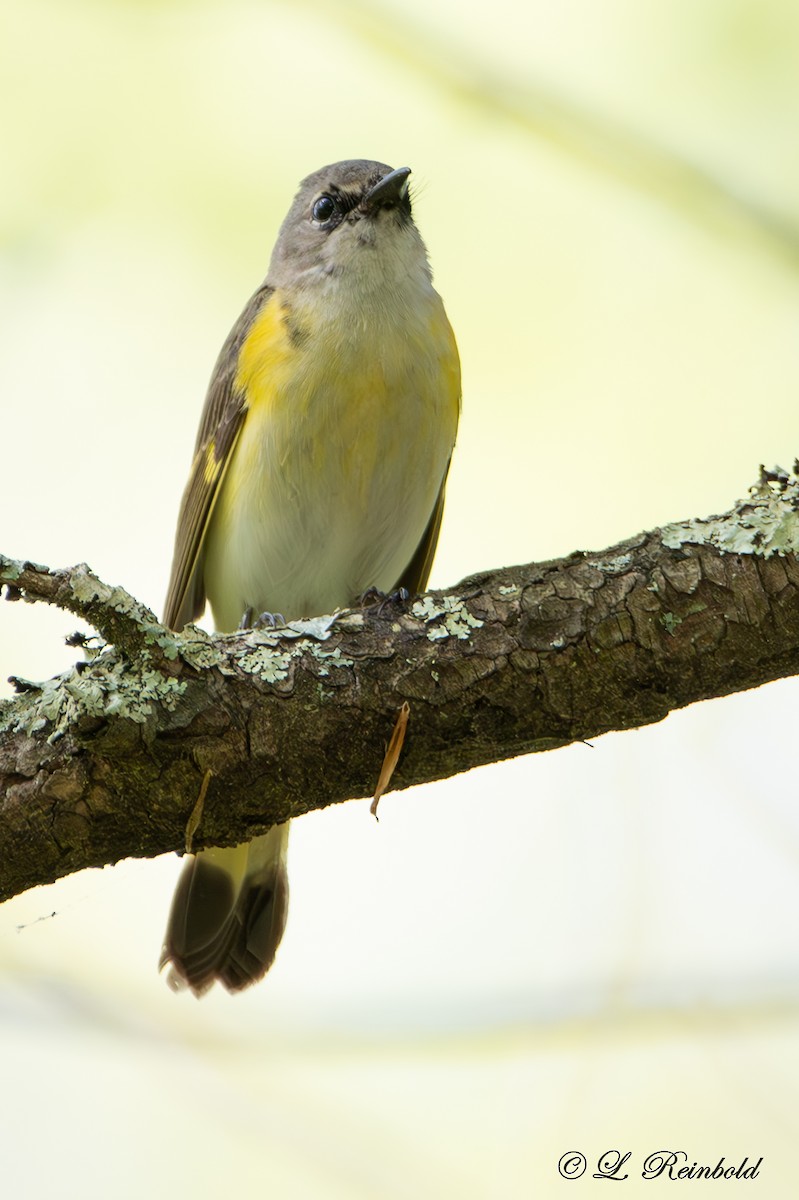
xmin=160 ymin=159 xmax=461 ymax=995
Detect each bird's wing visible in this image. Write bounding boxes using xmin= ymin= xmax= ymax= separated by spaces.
xmin=396 ymin=464 xmax=452 ymax=596
xmin=163 ymin=285 xmax=273 ymax=630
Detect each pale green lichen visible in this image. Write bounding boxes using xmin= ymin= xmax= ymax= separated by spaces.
xmin=0 ymin=556 xmax=22 ymax=583
xmin=226 ymin=613 xmax=351 ymax=680
xmin=660 ymin=612 xmax=682 ymax=635
xmin=283 ymin=614 xmax=340 ymax=640
xmin=236 ymin=644 xmax=295 ymax=681
xmin=315 ymin=643 xmax=356 ymax=677
xmin=0 ymin=564 xmax=373 ymax=746
xmin=598 ymin=554 xmax=633 ymax=574
xmin=411 ymin=595 xmax=484 ymax=641
xmin=69 ymin=565 xmax=183 ymax=659
xmin=426 ymin=625 xmax=451 ymax=642
xmin=315 ymin=645 xmax=353 ymax=664
xmin=0 ymin=618 xmax=356 ymax=741
xmin=3 ymin=654 xmax=187 ymax=743
xmin=175 ymin=626 xmax=221 ymax=670
xmin=661 ymin=468 xmax=799 ymax=558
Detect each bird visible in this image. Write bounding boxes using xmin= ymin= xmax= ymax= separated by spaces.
xmin=160 ymin=159 xmax=461 ymax=995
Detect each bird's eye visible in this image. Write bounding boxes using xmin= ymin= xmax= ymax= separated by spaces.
xmin=312 ymin=195 xmax=337 ymax=224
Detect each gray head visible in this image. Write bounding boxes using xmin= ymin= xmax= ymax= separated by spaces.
xmin=266 ymin=159 xmax=432 ymax=292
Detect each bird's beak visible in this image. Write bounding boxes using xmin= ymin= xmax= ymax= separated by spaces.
xmin=364 ymin=166 xmax=411 ymax=211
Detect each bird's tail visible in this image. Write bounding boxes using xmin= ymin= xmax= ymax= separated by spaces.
xmin=160 ymin=823 xmax=290 ymax=996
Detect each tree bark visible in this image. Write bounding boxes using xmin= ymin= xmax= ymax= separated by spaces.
xmin=2 ymin=466 xmax=799 ymax=904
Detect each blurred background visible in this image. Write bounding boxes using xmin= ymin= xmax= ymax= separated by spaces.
xmin=2 ymin=0 xmax=799 ymax=1195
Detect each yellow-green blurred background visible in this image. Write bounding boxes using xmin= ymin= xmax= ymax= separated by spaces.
xmin=2 ymin=0 xmax=799 ymax=1195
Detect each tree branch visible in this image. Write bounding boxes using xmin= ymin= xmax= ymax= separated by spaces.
xmin=3 ymin=465 xmax=799 ymax=904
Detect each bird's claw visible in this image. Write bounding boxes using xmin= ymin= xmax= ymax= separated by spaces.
xmin=359 ymin=586 xmax=411 ymax=617
xmin=239 ymin=607 xmax=286 ymax=630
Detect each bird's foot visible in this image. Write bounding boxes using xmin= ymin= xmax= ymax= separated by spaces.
xmin=358 ymin=586 xmax=411 ymax=617
xmin=239 ymin=607 xmax=286 ymax=630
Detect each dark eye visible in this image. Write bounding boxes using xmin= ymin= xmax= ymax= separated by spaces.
xmin=312 ymin=195 xmax=337 ymax=224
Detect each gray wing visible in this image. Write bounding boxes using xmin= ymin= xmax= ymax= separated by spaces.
xmin=396 ymin=466 xmax=451 ymax=595
xmin=163 ymin=286 xmax=273 ymax=630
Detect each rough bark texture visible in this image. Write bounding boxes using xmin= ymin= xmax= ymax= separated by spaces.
xmin=3 ymin=468 xmax=799 ymax=904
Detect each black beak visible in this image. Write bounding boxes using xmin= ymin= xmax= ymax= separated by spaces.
xmin=364 ymin=166 xmax=411 ymax=211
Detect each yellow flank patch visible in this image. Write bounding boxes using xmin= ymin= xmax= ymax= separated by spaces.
xmin=234 ymin=291 xmax=297 ymax=407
